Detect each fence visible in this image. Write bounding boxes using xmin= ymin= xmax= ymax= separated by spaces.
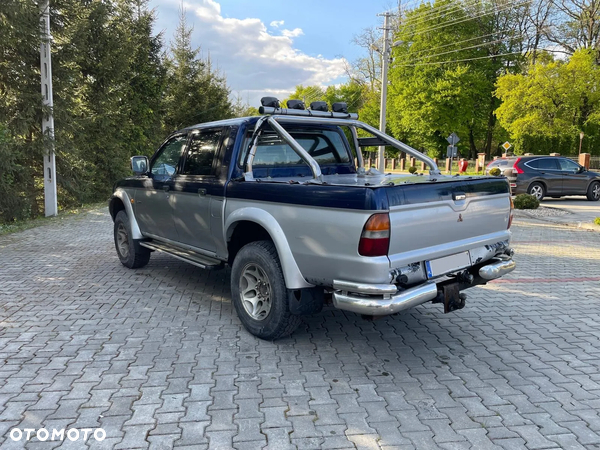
xmin=364 ymin=155 xmax=600 ymax=173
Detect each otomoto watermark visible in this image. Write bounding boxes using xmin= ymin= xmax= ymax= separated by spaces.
xmin=9 ymin=428 xmax=106 ymax=442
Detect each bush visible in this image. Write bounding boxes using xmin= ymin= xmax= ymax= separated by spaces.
xmin=594 ymin=217 xmax=600 ymax=226
xmin=489 ymin=167 xmax=501 ymax=176
xmin=513 ymin=194 xmax=540 ymax=210
xmin=408 ymin=166 xmax=417 ymax=174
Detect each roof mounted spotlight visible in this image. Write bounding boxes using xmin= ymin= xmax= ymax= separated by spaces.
xmin=310 ymin=101 xmax=328 ymax=112
xmin=261 ymin=97 xmax=280 ymax=108
xmin=331 ymin=102 xmax=348 ymax=114
xmin=286 ymin=99 xmax=305 ymax=110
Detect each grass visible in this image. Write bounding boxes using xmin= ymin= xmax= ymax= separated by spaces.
xmin=0 ymin=201 xmax=107 ymax=236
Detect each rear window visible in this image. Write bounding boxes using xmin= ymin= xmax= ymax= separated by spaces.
xmin=239 ymin=129 xmax=351 ymax=167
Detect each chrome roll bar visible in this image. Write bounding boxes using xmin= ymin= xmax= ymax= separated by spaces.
xmin=243 ymin=115 xmax=440 ymax=182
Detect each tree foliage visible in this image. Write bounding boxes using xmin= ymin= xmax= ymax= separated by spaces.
xmin=0 ymin=0 xmax=233 ymax=223
xmin=496 ymin=49 xmax=600 ymax=154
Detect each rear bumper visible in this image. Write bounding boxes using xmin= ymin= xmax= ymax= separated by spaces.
xmin=332 ymin=257 xmax=516 ymax=316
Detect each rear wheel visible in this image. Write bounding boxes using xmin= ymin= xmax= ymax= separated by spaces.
xmin=114 ymin=211 xmax=150 ymax=268
xmin=527 ymin=182 xmax=545 ymax=201
xmin=230 ymin=241 xmax=301 ymax=340
xmin=587 ymin=182 xmax=600 ymax=201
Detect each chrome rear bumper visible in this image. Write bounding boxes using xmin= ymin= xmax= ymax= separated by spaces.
xmin=332 ymin=282 xmax=438 ymax=316
xmin=332 ymin=258 xmax=515 ymax=316
xmin=478 ymin=258 xmax=516 ymax=280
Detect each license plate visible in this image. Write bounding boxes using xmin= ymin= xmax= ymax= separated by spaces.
xmin=425 ymin=251 xmax=471 ymax=279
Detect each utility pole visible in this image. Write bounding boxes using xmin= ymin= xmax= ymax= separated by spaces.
xmin=377 ymin=12 xmax=392 ymax=173
xmin=40 ymin=0 xmax=58 ymax=217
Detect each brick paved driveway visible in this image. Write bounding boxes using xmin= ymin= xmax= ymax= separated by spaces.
xmin=1 ymin=209 xmax=599 ymax=450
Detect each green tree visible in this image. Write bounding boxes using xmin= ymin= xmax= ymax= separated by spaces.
xmin=283 ymin=82 xmax=366 ymax=112
xmin=386 ymin=0 xmax=525 ymax=159
xmin=496 ymin=49 xmax=600 ymax=155
xmin=0 ymin=0 xmax=45 ymax=220
xmin=163 ymin=7 xmax=232 ymax=132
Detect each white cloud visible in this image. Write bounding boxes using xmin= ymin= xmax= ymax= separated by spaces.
xmin=167 ymin=0 xmax=346 ymax=106
xmin=281 ymin=28 xmax=304 ymax=38
xmin=270 ymin=20 xmax=284 ymax=28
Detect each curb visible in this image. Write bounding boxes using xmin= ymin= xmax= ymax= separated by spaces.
xmin=514 ymin=208 xmax=600 ymax=231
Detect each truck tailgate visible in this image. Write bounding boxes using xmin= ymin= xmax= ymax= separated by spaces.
xmin=386 ymin=178 xmax=511 ymax=266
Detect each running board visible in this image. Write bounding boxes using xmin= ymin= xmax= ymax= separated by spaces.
xmin=139 ymin=241 xmax=224 ymax=270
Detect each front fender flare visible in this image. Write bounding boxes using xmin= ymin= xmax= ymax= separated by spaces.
xmin=110 ymin=189 xmax=143 ymax=240
xmin=225 ymin=207 xmax=313 ymax=289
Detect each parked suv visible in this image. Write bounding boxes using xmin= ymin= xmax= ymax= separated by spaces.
xmin=487 ymin=156 xmax=600 ymax=201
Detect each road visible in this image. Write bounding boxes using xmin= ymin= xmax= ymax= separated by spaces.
xmin=0 ymin=209 xmax=599 ymax=449
xmin=540 ymin=197 xmax=600 ymax=223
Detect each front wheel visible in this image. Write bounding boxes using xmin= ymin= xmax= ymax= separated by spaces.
xmin=528 ymin=182 xmax=545 ymax=201
xmin=587 ymin=181 xmax=600 ymax=201
xmin=114 ymin=211 xmax=151 ymax=268
xmin=230 ymin=241 xmax=301 ymax=340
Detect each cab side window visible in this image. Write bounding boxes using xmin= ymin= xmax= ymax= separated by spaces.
xmin=151 ymin=135 xmax=187 ymax=180
xmin=182 ymin=129 xmax=223 ymax=176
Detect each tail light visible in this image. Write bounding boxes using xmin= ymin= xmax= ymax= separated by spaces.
xmin=512 ymin=158 xmax=524 ymax=174
xmin=508 ymin=197 xmax=514 ymax=229
xmin=358 ymin=213 xmax=390 ymax=257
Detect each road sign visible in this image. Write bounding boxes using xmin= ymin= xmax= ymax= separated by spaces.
xmin=447 ymin=145 xmax=458 ymax=158
xmin=447 ymin=132 xmax=460 ymax=146
xmin=502 ymin=141 xmax=512 ymax=151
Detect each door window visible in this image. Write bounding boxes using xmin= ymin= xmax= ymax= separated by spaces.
xmin=536 ymin=158 xmax=559 ymax=170
xmin=182 ymin=129 xmax=223 ymax=176
xmin=558 ymin=158 xmax=581 ymax=172
xmin=151 ymin=135 xmax=187 ymax=180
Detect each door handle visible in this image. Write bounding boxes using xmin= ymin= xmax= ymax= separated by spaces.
xmin=163 ymin=185 xmax=170 ymax=192
xmin=198 ymin=188 xmax=207 ymax=196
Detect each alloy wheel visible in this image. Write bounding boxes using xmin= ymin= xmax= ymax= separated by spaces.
xmin=240 ymin=264 xmax=272 ymax=321
xmin=116 ymin=223 xmax=130 ymax=258
xmin=593 ymin=184 xmax=600 ymax=200
xmin=530 ymin=185 xmax=544 ymax=200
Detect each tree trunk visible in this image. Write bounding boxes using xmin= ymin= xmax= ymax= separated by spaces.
xmin=468 ymin=128 xmax=477 ymax=159
xmin=484 ymin=98 xmax=497 ymax=158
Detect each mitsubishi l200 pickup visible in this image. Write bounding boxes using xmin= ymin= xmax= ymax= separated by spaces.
xmin=109 ymin=98 xmax=516 ymax=339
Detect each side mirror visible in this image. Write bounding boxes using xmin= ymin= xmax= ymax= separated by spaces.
xmin=131 ymin=156 xmax=149 ymax=175
xmin=578 ymin=166 xmax=586 ymax=173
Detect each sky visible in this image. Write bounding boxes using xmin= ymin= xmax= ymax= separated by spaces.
xmin=148 ymin=0 xmax=397 ymax=106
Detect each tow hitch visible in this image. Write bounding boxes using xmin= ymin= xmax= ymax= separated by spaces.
xmin=433 ymin=283 xmax=466 ymax=313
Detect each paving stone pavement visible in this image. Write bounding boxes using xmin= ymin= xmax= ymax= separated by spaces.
xmin=1 ymin=208 xmax=600 ymax=449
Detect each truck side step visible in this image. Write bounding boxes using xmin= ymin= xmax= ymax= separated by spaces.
xmin=139 ymin=241 xmax=224 ymax=270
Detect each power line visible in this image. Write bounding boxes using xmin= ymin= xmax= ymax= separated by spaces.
xmin=398 ymin=0 xmax=490 ymax=29
xmin=395 ymin=49 xmax=524 ymax=66
xmin=403 ymin=33 xmax=525 ymax=62
xmin=402 ymin=29 xmax=517 ymax=57
xmin=406 ymin=0 xmax=531 ymax=38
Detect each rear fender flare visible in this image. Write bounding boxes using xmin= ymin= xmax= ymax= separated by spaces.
xmin=110 ymin=189 xmax=143 ymax=240
xmin=225 ymin=207 xmax=313 ymax=289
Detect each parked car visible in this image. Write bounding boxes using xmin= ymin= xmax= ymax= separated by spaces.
xmin=109 ymin=99 xmax=516 ymax=339
xmin=487 ymin=156 xmax=600 ymax=201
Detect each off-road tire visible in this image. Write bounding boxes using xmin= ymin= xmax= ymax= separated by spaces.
xmin=527 ymin=182 xmax=545 ymax=201
xmin=231 ymin=240 xmax=301 ymax=340
xmin=114 ymin=211 xmax=151 ymax=269
xmin=587 ymin=181 xmax=600 ymax=201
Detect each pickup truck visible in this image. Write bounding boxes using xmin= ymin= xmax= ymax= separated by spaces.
xmin=109 ymin=99 xmax=516 ymax=339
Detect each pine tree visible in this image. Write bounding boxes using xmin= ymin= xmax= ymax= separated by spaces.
xmin=164 ymin=6 xmax=232 ymax=132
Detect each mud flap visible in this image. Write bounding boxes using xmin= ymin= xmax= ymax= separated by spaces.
xmin=289 ymin=287 xmax=324 ymax=315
